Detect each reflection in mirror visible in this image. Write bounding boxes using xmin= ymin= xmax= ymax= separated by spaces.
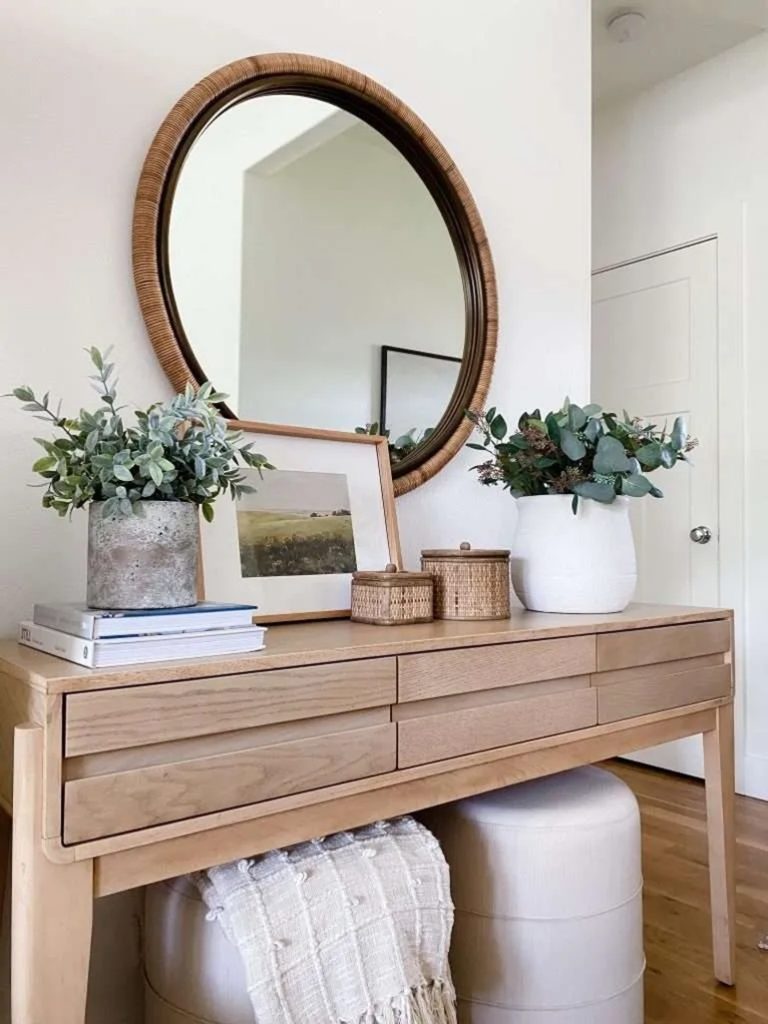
xmin=168 ymin=94 xmax=465 ymax=440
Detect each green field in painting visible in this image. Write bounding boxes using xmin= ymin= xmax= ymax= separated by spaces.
xmin=237 ymin=509 xmax=357 ymax=577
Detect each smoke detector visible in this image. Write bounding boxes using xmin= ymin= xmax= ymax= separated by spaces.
xmin=607 ymin=10 xmax=647 ymax=44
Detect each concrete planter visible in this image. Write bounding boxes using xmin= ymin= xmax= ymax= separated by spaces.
xmin=511 ymin=495 xmax=637 ymax=613
xmin=87 ymin=501 xmax=199 ymax=610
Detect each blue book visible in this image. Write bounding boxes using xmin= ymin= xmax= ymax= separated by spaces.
xmin=32 ymin=601 xmax=258 ymax=640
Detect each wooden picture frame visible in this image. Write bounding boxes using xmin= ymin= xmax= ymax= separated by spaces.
xmin=200 ymin=422 xmax=401 ymax=623
xmin=132 ymin=53 xmax=497 ymax=497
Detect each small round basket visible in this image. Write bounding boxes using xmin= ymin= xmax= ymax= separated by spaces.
xmin=421 ymin=542 xmax=511 ymax=620
xmin=351 ymin=564 xmax=434 ymax=626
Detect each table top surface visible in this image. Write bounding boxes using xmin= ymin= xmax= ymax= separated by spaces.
xmin=0 ymin=603 xmax=732 ymax=694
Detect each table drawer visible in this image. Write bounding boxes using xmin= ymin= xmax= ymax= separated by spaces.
xmin=64 ymin=658 xmax=396 ymax=756
xmin=396 ymin=678 xmax=597 ymax=768
xmin=398 ymin=636 xmax=596 ymax=703
xmin=596 ymin=661 xmax=732 ymax=724
xmin=596 ymin=619 xmax=730 ymax=673
xmin=63 ymin=714 xmax=396 ymax=844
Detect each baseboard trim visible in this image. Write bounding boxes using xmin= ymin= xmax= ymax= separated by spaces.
xmin=742 ymin=753 xmax=768 ymax=801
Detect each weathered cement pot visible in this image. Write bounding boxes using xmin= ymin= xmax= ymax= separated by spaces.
xmin=87 ymin=501 xmax=198 ymax=610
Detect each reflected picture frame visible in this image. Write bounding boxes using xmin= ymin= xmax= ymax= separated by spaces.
xmin=200 ymin=422 xmax=401 ymax=623
xmin=379 ymin=345 xmax=463 ymax=442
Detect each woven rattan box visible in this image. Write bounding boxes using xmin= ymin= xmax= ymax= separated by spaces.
xmin=350 ymin=564 xmax=434 ymax=626
xmin=421 ymin=541 xmax=511 ymax=620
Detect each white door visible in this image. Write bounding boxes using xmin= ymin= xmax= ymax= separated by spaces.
xmin=592 ymin=240 xmax=719 ymax=777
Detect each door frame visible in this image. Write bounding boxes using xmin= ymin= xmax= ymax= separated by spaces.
xmin=592 ymin=215 xmax=747 ymax=795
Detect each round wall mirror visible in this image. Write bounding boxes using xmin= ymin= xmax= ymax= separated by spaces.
xmin=133 ymin=54 xmax=497 ymax=495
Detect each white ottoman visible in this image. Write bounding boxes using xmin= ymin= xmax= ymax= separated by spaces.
xmin=144 ymin=876 xmax=252 ymax=1024
xmin=427 ymin=766 xmax=645 ymax=1023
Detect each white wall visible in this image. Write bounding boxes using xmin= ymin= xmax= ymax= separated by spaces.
xmin=0 ymin=1 xmax=591 ymax=1018
xmin=239 ymin=121 xmax=464 ymax=430
xmin=169 ymin=96 xmax=341 ymax=401
xmin=593 ymin=32 xmax=768 ymax=799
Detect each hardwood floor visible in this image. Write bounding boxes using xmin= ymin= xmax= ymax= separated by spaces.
xmin=606 ymin=760 xmax=768 ymax=1023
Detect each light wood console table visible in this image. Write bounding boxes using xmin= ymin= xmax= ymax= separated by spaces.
xmin=0 ymin=603 xmax=735 ymax=1022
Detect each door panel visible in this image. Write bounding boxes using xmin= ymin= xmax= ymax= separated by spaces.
xmin=592 ymin=241 xmax=719 ymax=776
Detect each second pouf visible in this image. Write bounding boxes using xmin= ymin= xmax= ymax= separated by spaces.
xmin=426 ymin=766 xmax=645 ymax=1023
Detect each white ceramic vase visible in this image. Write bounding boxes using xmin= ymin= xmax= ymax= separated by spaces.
xmin=511 ymin=495 xmax=637 ymax=614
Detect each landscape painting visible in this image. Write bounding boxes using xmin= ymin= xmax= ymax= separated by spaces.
xmin=236 ymin=469 xmax=358 ymax=578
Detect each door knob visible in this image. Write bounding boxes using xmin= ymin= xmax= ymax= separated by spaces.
xmin=689 ymin=525 xmax=712 ymax=545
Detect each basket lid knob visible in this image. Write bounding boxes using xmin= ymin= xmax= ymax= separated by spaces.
xmin=459 ymin=542 xmax=472 ymax=552
xmin=385 ymin=562 xmax=399 ymax=573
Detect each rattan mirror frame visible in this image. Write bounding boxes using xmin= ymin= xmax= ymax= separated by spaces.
xmin=132 ymin=53 xmax=497 ymax=496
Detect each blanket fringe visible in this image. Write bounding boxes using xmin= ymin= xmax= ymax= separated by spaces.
xmin=355 ymin=979 xmax=458 ymax=1024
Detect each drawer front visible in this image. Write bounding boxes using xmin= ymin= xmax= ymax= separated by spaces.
xmin=63 ymin=719 xmax=396 ymax=844
xmin=65 ymin=658 xmax=396 ymax=756
xmin=398 ymin=636 xmax=596 ymax=703
xmin=596 ymin=662 xmax=732 ymax=724
xmin=397 ymin=682 xmax=597 ymax=768
xmin=596 ymin=619 xmax=730 ymax=673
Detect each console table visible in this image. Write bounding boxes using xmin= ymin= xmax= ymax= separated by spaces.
xmin=0 ymin=603 xmax=735 ymax=1023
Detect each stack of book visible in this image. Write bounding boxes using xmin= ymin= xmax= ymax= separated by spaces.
xmin=18 ymin=602 xmax=266 ymax=668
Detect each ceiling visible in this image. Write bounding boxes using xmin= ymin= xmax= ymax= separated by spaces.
xmin=593 ymin=0 xmax=768 ymax=106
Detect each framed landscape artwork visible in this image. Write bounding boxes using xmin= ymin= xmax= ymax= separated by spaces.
xmin=200 ymin=424 xmax=401 ymax=622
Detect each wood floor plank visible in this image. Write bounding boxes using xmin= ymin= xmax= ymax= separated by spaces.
xmin=606 ymin=761 xmax=768 ymax=1023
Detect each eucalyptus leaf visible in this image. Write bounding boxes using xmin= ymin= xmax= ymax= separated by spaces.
xmin=573 ymin=480 xmax=616 ymax=503
xmin=593 ymin=435 xmax=633 ymax=474
xmin=621 ymin=473 xmax=653 ymax=497
xmin=490 ymin=415 xmax=508 ymax=440
xmin=559 ymin=428 xmax=587 ymax=461
xmin=567 ymin=404 xmax=587 ymax=431
xmin=466 ymin=396 xmax=695 ymax=508
xmin=671 ymin=416 xmax=686 ymax=450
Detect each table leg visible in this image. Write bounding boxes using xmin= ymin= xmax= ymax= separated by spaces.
xmin=11 ymin=724 xmax=93 ymax=1024
xmin=0 ymin=806 xmax=11 ymax=916
xmin=702 ymin=702 xmax=736 ymax=985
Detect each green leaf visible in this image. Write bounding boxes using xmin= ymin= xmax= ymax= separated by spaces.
xmin=32 ymin=456 xmax=57 ymax=473
xmin=582 ymin=403 xmax=602 ymax=417
xmin=573 ymin=480 xmax=616 ymax=503
xmin=559 ymin=429 xmax=586 ymax=461
xmin=670 ymin=416 xmax=686 ymax=450
xmin=202 ymin=501 xmax=215 ymax=523
xmin=490 ymin=415 xmax=507 ymax=440
xmin=112 ymin=464 xmax=134 ymax=482
xmin=593 ymin=435 xmax=632 ymax=474
xmin=635 ymin=442 xmax=662 ymax=469
xmin=660 ymin=445 xmax=677 ymax=469
xmin=567 ymin=404 xmax=587 ymax=431
xmin=584 ymin=417 xmax=602 ymax=444
xmin=571 ymin=493 xmax=579 ymax=514
xmin=545 ymin=412 xmax=561 ymax=445
xmin=467 ymin=443 xmax=489 ymax=452
xmin=621 ymin=473 xmax=653 ymax=497
xmin=149 ymin=463 xmax=163 ymax=487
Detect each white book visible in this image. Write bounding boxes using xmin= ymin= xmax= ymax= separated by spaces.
xmin=18 ymin=621 xmax=267 ymax=669
xmin=32 ymin=601 xmax=258 ymax=640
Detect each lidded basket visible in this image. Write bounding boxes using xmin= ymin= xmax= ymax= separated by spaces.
xmin=421 ymin=542 xmax=511 ymax=620
xmin=351 ymin=564 xmax=434 ymax=626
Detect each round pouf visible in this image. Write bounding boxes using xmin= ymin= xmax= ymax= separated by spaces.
xmin=427 ymin=767 xmax=644 ymax=1023
xmin=144 ymin=876 xmax=252 ymax=1024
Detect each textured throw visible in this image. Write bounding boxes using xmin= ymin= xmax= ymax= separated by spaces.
xmin=194 ymin=816 xmax=457 ymax=1024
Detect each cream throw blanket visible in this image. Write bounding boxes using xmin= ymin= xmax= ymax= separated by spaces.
xmin=194 ymin=816 xmax=457 ymax=1024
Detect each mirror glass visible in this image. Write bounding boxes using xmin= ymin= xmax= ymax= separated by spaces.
xmin=167 ymin=94 xmax=466 ymax=445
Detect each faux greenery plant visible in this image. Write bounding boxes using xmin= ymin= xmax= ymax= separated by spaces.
xmin=7 ymin=347 xmax=273 ymax=521
xmin=467 ymin=399 xmax=696 ymax=512
xmin=355 ymin=423 xmax=435 ymax=463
